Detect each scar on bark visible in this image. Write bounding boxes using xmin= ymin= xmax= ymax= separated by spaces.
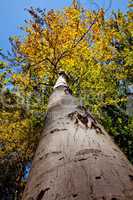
xmin=50 ymin=128 xmax=67 ymax=134
xmin=95 ymin=176 xmax=101 ymax=179
xmin=76 ymin=148 xmax=102 ymax=156
xmin=44 ymin=151 xmax=62 ymax=160
xmin=74 ymin=148 xmax=102 ymax=161
xmin=129 ymin=174 xmax=133 ymax=181
xmin=68 ymin=111 xmax=104 ymax=134
xmin=36 ymin=188 xmax=50 ymax=200
xmin=68 ymin=111 xmax=88 ymax=128
xmin=72 ymin=193 xmax=78 ymax=198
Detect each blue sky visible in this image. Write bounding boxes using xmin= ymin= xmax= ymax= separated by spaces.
xmin=0 ymin=0 xmax=128 ymax=52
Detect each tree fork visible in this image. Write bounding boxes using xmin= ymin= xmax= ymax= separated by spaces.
xmin=22 ymin=72 xmax=133 ymax=200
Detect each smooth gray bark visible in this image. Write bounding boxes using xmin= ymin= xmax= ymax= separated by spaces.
xmin=22 ymin=74 xmax=133 ymax=200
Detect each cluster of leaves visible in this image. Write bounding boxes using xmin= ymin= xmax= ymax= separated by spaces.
xmin=0 ymin=88 xmax=45 ymax=199
xmin=102 ymin=105 xmax=133 ymax=163
xmin=0 ymin=1 xmax=133 ymax=199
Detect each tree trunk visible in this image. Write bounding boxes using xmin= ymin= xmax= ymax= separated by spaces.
xmin=22 ymin=73 xmax=133 ymax=200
